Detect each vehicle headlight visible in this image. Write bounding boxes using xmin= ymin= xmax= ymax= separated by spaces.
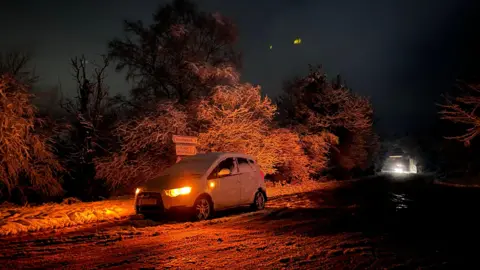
xmin=135 ymin=188 xmax=142 ymax=196
xmin=164 ymin=186 xmax=192 ymax=197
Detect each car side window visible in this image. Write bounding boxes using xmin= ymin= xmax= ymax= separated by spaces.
xmin=238 ymin=158 xmax=253 ymax=173
xmin=247 ymin=159 xmax=257 ymax=171
xmin=208 ymin=158 xmax=235 ymax=179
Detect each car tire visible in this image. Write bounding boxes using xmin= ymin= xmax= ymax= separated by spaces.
xmin=193 ymin=195 xmax=213 ymax=221
xmin=252 ymin=191 xmax=266 ymax=210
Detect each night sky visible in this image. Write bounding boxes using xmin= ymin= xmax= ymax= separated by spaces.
xmin=1 ymin=0 xmax=479 ymax=134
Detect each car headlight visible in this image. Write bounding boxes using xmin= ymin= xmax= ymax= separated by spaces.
xmin=164 ymin=187 xmax=192 ymax=197
xmin=394 ymin=168 xmax=404 ymax=173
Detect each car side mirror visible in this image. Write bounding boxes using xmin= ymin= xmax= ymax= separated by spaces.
xmin=217 ymin=168 xmax=231 ymax=177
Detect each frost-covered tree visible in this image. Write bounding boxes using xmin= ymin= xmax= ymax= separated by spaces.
xmin=95 ymin=60 xmax=238 ymax=193
xmin=108 ymin=0 xmax=240 ymax=105
xmin=278 ymin=65 xmax=375 ymax=177
xmin=0 ymin=75 xmax=63 ymax=201
xmin=439 ymin=83 xmax=480 ymax=146
xmin=268 ymin=128 xmax=312 ymax=183
xmin=197 ymin=82 xmax=311 ymax=182
xmin=197 ymin=83 xmax=276 ymax=172
xmin=279 ymin=66 xmax=372 ymax=133
xmin=95 ymin=102 xmax=192 ymax=191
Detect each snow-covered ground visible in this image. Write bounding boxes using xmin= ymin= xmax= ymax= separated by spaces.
xmin=266 ymin=179 xmax=341 ymax=197
xmin=0 ymin=182 xmax=401 ymax=269
xmin=1 ymin=177 xmax=471 ymax=269
xmin=0 ymin=180 xmax=332 ymax=237
xmin=0 ymin=198 xmax=134 ymax=236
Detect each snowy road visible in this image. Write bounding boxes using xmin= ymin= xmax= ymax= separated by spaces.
xmin=2 ymin=177 xmax=479 ymax=269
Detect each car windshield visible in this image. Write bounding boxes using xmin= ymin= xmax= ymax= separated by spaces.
xmin=161 ymin=154 xmax=217 ymax=177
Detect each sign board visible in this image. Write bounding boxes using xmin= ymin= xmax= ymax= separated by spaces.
xmin=173 ymin=135 xmax=198 ymax=157
xmin=175 ymin=144 xmax=197 ymax=156
xmin=172 ymin=135 xmax=198 ymax=145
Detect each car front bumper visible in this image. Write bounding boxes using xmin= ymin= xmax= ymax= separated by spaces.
xmin=135 ymin=192 xmax=165 ymax=215
xmin=135 ymin=191 xmax=197 ymax=215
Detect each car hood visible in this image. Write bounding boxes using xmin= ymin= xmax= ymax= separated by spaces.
xmin=144 ymin=172 xmax=203 ymax=191
xmin=142 ymin=157 xmax=214 ymax=191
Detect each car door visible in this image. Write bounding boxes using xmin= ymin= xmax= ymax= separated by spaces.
xmin=207 ymin=157 xmax=241 ymax=208
xmin=237 ymin=157 xmax=257 ymax=204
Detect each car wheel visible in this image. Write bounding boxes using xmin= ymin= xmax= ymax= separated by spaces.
xmin=252 ymin=191 xmax=266 ymax=210
xmin=193 ymin=196 xmax=213 ymax=221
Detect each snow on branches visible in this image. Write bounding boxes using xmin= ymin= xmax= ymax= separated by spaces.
xmin=197 ymin=83 xmax=311 ymax=179
xmin=95 ymin=102 xmax=191 ymax=191
xmin=439 ymin=83 xmax=480 ymax=145
xmin=0 ymin=75 xmax=63 ymax=197
xmin=197 ymin=83 xmax=276 ymax=172
xmin=278 ymin=66 xmax=375 ymax=174
xmin=280 ymin=66 xmax=373 ymax=132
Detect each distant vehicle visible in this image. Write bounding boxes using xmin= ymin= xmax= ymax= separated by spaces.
xmin=381 ymin=155 xmax=418 ymax=174
xmin=134 ymin=152 xmax=267 ymax=221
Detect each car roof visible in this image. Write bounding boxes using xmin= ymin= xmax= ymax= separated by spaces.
xmin=188 ymin=152 xmax=255 ymax=161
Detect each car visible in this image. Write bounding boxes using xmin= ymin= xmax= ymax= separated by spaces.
xmin=134 ymin=152 xmax=267 ymax=221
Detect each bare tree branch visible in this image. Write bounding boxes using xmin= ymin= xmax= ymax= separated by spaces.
xmin=0 ymin=51 xmax=38 ymax=85
xmin=56 ymin=55 xmax=118 ymax=198
xmin=438 ymin=84 xmax=480 ymax=145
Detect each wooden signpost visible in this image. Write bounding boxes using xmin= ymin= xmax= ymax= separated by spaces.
xmin=175 ymin=144 xmax=197 ymax=156
xmin=172 ymin=135 xmax=198 ymax=162
xmin=172 ymin=135 xmax=198 ymax=145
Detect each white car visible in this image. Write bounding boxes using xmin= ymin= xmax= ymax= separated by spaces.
xmin=135 ymin=152 xmax=267 ymax=220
